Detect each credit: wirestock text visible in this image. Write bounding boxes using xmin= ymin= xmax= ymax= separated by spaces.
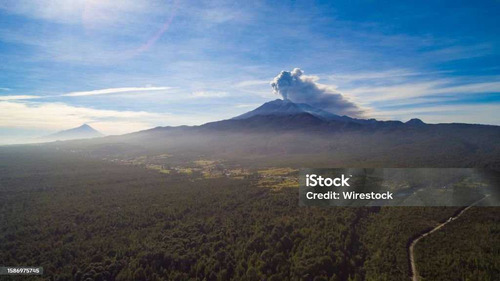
xmin=300 ymin=168 xmax=499 ymax=207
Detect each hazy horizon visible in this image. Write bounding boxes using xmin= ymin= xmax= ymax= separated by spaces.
xmin=2 ymin=96 xmax=500 ymax=146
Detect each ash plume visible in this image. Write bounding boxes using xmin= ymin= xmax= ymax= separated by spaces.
xmin=270 ymin=68 xmax=365 ymax=117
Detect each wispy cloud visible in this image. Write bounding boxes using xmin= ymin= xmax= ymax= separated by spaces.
xmin=199 ymin=7 xmax=246 ymax=25
xmin=371 ymin=104 xmax=500 ymax=125
xmin=234 ymin=103 xmax=261 ymax=108
xmin=323 ymin=69 xmax=500 ymax=124
xmin=0 ymin=95 xmax=41 ymax=101
xmin=0 ymin=0 xmax=157 ymax=25
xmin=190 ymin=91 xmax=228 ymax=98
xmin=0 ymin=100 xmax=216 ymax=135
xmin=0 ymin=87 xmax=173 ymax=101
xmin=62 ymin=87 xmax=171 ymax=97
xmin=343 ymin=80 xmax=500 ymax=103
xmin=327 ymin=69 xmax=453 ymax=83
xmin=234 ymin=80 xmax=270 ymax=88
xmin=231 ymin=79 xmax=274 ymax=98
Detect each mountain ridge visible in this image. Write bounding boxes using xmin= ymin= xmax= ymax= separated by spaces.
xmin=125 ymin=99 xmax=497 ymax=137
xmin=43 ymin=101 xmax=500 ymax=170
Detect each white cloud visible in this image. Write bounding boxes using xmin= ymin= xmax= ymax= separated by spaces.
xmin=0 ymin=101 xmax=214 ymax=135
xmin=371 ymin=104 xmax=500 ymax=125
xmin=327 ymin=69 xmax=455 ymax=84
xmin=234 ymin=80 xmax=270 ymax=88
xmin=234 ymin=103 xmax=261 ymax=108
xmin=328 ymin=69 xmax=422 ymax=82
xmin=0 ymin=95 xmax=41 ymax=101
xmin=191 ymin=91 xmax=228 ymax=98
xmin=62 ymin=86 xmax=171 ymax=97
xmin=0 ymin=0 xmax=155 ymax=26
xmin=432 ymin=82 xmax=500 ymax=95
xmin=201 ymin=7 xmax=243 ymax=24
xmin=0 ymin=101 xmax=160 ymax=129
xmin=339 ymin=76 xmax=500 ymax=104
xmin=344 ymin=80 xmax=447 ymax=103
xmin=231 ymin=79 xmax=274 ymax=98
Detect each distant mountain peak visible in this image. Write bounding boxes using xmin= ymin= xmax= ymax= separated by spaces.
xmin=406 ymin=118 xmax=426 ymax=126
xmin=42 ymin=124 xmax=104 ymax=142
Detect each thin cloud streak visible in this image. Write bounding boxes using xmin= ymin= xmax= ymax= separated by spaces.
xmin=190 ymin=91 xmax=228 ymax=98
xmin=342 ymin=80 xmax=500 ymax=103
xmin=0 ymin=95 xmax=41 ymax=101
xmin=327 ymin=69 xmax=454 ymax=83
xmin=62 ymin=87 xmax=172 ymax=97
xmin=234 ymin=103 xmax=261 ymax=108
xmin=234 ymin=80 xmax=270 ymax=88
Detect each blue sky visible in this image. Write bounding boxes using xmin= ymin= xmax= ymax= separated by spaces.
xmin=1 ymin=0 xmax=499 ymax=143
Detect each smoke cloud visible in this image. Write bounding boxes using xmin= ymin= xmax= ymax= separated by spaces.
xmin=271 ymin=68 xmax=365 ymax=117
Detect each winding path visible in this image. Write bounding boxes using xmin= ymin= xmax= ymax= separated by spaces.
xmin=408 ymin=196 xmax=489 ymax=281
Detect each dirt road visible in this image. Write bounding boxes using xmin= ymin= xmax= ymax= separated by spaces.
xmin=408 ymin=196 xmax=489 ymax=281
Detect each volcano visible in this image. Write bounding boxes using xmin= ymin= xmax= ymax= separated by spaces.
xmin=43 ymin=124 xmax=104 ymax=141
xmin=232 ymin=99 xmax=374 ymax=124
